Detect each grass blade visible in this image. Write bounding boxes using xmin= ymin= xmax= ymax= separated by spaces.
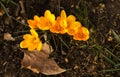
xmin=101 ymin=53 xmax=116 ymax=65
xmin=105 ymin=48 xmax=120 ymax=61
xmin=112 ymin=29 xmax=120 ymax=43
xmin=100 ymin=68 xmax=120 ymax=72
xmin=0 ymin=1 xmax=10 ymax=17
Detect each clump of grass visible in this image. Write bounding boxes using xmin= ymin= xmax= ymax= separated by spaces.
xmin=0 ymin=0 xmax=17 ymax=17
xmin=71 ymin=0 xmax=120 ymax=74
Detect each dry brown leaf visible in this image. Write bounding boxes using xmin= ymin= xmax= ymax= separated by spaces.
xmin=21 ymin=43 xmax=66 ymax=75
xmin=0 ymin=8 xmax=5 ymax=16
xmin=42 ymin=42 xmax=53 ymax=53
xmin=4 ymin=33 xmax=15 ymax=41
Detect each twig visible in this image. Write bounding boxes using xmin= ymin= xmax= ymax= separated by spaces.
xmin=19 ymin=0 xmax=25 ymax=14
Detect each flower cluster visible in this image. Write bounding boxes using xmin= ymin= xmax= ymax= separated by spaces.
xmin=20 ymin=10 xmax=89 ymax=51
xmin=28 ymin=10 xmax=89 ymax=40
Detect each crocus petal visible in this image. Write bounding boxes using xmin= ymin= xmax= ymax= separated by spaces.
xmin=61 ymin=10 xmax=67 ymax=19
xmin=23 ymin=34 xmax=34 ymax=40
xmin=44 ymin=10 xmax=51 ymax=19
xmin=67 ymin=15 xmax=76 ymax=22
xmin=50 ymin=14 xmax=55 ymax=23
xmin=60 ymin=19 xmax=67 ymax=28
xmin=34 ymin=15 xmax=40 ymax=22
xmin=27 ymin=20 xmax=37 ymax=29
xmin=67 ymin=21 xmax=81 ymax=35
xmin=69 ymin=21 xmax=82 ymax=28
xmin=37 ymin=42 xmax=42 ymax=51
xmin=67 ymin=15 xmax=76 ymax=26
xmin=28 ymin=43 xmax=36 ymax=51
xmin=30 ymin=29 xmax=38 ymax=37
xmin=44 ymin=10 xmax=55 ymax=22
xmin=20 ymin=40 xmax=29 ymax=48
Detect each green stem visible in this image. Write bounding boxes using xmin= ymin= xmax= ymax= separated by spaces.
xmin=0 ymin=1 xmax=10 ymax=17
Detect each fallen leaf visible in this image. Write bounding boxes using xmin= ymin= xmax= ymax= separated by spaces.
xmin=74 ymin=65 xmax=79 ymax=69
xmin=21 ymin=43 xmax=66 ymax=75
xmin=42 ymin=42 xmax=53 ymax=54
xmin=62 ymin=50 xmax=67 ymax=55
xmin=4 ymin=33 xmax=15 ymax=41
xmin=0 ymin=8 xmax=5 ymax=16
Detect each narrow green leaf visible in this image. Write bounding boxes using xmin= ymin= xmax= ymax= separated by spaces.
xmin=0 ymin=1 xmax=10 ymax=17
xmin=10 ymin=0 xmax=17 ymax=6
xmin=112 ymin=29 xmax=120 ymax=43
xmin=100 ymin=68 xmax=120 ymax=72
xmin=115 ymin=64 xmax=120 ymax=67
xmin=105 ymin=48 xmax=120 ymax=61
xmin=52 ymin=34 xmax=58 ymax=51
xmin=101 ymin=53 xmax=116 ymax=65
xmin=58 ymin=36 xmax=69 ymax=49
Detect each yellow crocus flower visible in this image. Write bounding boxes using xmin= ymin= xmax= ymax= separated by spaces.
xmin=73 ymin=26 xmax=89 ymax=41
xmin=20 ymin=29 xmax=42 ymax=51
xmin=37 ymin=10 xmax=55 ymax=30
xmin=27 ymin=15 xmax=40 ymax=29
xmin=67 ymin=21 xmax=82 ymax=35
xmin=50 ymin=10 xmax=68 ymax=34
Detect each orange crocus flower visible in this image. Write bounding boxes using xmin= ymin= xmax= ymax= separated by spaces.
xmin=50 ymin=17 xmax=67 ymax=34
xmin=73 ymin=26 xmax=89 ymax=41
xmin=67 ymin=15 xmax=76 ymax=26
xmin=66 ymin=14 xmax=82 ymax=35
xmin=20 ymin=29 xmax=42 ymax=51
xmin=50 ymin=10 xmax=67 ymax=34
xmin=67 ymin=21 xmax=82 ymax=35
xmin=37 ymin=10 xmax=55 ymax=30
xmin=27 ymin=15 xmax=40 ymax=29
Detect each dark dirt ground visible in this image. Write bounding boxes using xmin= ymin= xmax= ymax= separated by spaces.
xmin=0 ymin=0 xmax=120 ymax=77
